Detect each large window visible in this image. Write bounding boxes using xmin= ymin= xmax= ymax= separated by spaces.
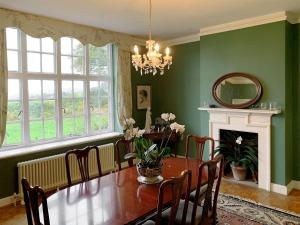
xmin=4 ymin=28 xmax=113 ymax=148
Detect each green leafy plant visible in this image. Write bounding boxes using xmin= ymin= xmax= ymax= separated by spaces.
xmin=125 ymin=137 xmax=172 ymax=168
xmin=215 ymin=134 xmax=258 ymax=179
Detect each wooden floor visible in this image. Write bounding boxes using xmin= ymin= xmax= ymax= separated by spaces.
xmin=1 ymin=179 xmax=300 ymax=225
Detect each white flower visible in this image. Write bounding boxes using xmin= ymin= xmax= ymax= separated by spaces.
xmin=236 ymin=136 xmax=243 ymax=145
xmin=170 ymin=122 xmax=185 ymax=134
xmin=161 ymin=113 xmax=169 ymax=122
xmin=169 ymin=113 xmax=176 ymax=121
xmin=136 ymin=129 xmax=145 ymax=138
xmin=132 ymin=128 xmax=139 ymax=137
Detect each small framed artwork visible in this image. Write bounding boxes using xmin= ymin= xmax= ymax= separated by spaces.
xmin=137 ymin=85 xmax=151 ymax=110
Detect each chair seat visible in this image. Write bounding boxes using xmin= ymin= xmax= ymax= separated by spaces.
xmin=189 ymin=184 xmax=208 ymax=203
xmin=161 ymin=199 xmax=203 ymax=225
xmin=140 ymin=220 xmax=156 ymax=225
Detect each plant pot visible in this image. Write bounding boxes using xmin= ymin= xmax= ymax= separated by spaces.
xmin=137 ymin=162 xmax=163 ymax=184
xmin=231 ymin=165 xmax=247 ymax=181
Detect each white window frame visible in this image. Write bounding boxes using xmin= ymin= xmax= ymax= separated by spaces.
xmin=4 ymin=28 xmax=114 ymax=149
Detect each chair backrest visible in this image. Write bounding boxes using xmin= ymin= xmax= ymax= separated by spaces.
xmin=65 ymin=145 xmax=102 ymax=186
xmin=191 ymin=154 xmax=224 ymax=225
xmin=21 ymin=177 xmax=50 ymax=225
xmin=185 ymin=135 xmax=215 ymax=160
xmin=115 ymin=138 xmax=134 ymax=171
xmin=155 ymin=170 xmax=192 ymax=225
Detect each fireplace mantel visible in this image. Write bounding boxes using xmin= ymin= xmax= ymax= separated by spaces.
xmin=198 ymin=106 xmax=281 ymax=192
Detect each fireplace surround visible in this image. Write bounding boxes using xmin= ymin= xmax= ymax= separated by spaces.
xmin=199 ymin=107 xmax=280 ymax=192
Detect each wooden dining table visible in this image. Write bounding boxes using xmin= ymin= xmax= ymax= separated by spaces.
xmin=40 ymin=157 xmax=205 ymax=225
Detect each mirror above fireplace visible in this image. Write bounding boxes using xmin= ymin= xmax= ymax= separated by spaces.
xmin=212 ymin=73 xmax=262 ymax=109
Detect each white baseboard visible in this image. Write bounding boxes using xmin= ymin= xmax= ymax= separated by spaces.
xmin=271 ymin=180 xmax=300 ymax=195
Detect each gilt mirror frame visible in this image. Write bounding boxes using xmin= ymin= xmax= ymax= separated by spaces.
xmin=212 ymin=72 xmax=263 ymax=109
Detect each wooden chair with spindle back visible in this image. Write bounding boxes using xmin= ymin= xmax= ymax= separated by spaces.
xmin=21 ymin=177 xmax=50 ymax=225
xmin=185 ymin=135 xmax=215 ymax=160
xmin=115 ymin=138 xmax=135 ymax=171
xmin=140 ymin=170 xmax=192 ymax=225
xmin=65 ymin=145 xmax=102 ymax=186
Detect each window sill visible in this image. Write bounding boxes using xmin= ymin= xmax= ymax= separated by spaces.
xmin=0 ymin=132 xmax=123 ymax=160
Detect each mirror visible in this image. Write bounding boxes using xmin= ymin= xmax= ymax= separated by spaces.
xmin=212 ymin=73 xmax=262 ymax=109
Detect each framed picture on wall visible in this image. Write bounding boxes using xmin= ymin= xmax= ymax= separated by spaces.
xmin=137 ymin=85 xmax=152 ymax=110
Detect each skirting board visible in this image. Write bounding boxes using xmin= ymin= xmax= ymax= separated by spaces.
xmin=0 ymin=193 xmax=17 ymax=207
xmin=271 ymin=180 xmax=300 ymax=195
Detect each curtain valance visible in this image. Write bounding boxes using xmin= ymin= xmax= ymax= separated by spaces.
xmin=0 ymin=8 xmax=144 ymax=50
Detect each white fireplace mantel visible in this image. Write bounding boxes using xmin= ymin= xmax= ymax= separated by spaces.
xmin=198 ymin=107 xmax=281 ymax=191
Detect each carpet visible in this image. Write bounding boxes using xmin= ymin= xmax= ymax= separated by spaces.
xmin=217 ymin=193 xmax=300 ymax=225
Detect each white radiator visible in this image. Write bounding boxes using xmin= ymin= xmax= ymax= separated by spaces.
xmin=17 ymin=143 xmax=115 ymax=196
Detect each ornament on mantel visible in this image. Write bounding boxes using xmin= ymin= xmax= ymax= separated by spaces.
xmin=144 ymin=108 xmax=152 ymax=132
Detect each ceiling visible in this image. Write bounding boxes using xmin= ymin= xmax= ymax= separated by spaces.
xmin=0 ymin=0 xmax=300 ymax=40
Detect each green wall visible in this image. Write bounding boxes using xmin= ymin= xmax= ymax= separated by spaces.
xmin=0 ymin=136 xmax=120 ymax=199
xmin=132 ymin=21 xmax=299 ymax=186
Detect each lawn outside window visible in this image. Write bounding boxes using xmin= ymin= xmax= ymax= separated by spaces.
xmin=3 ymin=28 xmax=114 ymax=149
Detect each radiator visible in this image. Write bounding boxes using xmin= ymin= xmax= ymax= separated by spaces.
xmin=17 ymin=143 xmax=115 ymax=196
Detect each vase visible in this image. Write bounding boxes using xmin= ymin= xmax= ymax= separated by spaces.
xmin=136 ymin=162 xmax=163 ymax=184
xmin=231 ymin=165 xmax=247 ymax=181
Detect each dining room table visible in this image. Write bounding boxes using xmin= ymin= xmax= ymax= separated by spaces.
xmin=39 ymin=157 xmax=206 ymax=225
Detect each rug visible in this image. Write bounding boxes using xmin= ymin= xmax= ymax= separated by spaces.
xmin=217 ymin=193 xmax=300 ymax=225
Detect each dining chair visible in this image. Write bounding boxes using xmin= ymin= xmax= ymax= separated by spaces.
xmin=65 ymin=145 xmax=102 ymax=186
xmin=185 ymin=135 xmax=215 ymax=160
xmin=21 ymin=177 xmax=50 ymax=225
xmin=141 ymin=170 xmax=193 ymax=225
xmin=115 ymin=138 xmax=135 ymax=171
xmin=191 ymin=154 xmax=224 ymax=225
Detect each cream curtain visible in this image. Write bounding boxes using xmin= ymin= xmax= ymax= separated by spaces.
xmin=0 ymin=28 xmax=7 ymax=147
xmin=0 ymin=7 xmax=143 ymax=144
xmin=117 ymin=49 xmax=132 ymax=128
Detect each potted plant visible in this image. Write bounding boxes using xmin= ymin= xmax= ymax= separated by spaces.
xmin=123 ymin=113 xmax=185 ymax=184
xmin=215 ymin=136 xmax=258 ymax=181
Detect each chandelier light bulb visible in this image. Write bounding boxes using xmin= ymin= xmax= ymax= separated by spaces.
xmin=133 ymin=45 xmax=139 ymax=54
xmin=154 ymin=43 xmax=160 ymax=52
xmin=165 ymin=47 xmax=170 ymax=56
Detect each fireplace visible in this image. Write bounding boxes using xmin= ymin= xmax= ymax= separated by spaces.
xmin=219 ymin=129 xmax=258 ymax=182
xmin=198 ymin=107 xmax=280 ymax=192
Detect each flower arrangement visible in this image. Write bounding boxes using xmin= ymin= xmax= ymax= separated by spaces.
xmin=123 ymin=113 xmax=185 ymax=169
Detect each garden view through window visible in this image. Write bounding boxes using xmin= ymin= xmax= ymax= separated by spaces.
xmin=4 ymin=28 xmax=113 ymax=148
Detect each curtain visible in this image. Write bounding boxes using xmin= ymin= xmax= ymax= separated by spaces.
xmin=117 ymin=49 xmax=132 ymax=128
xmin=0 ymin=28 xmax=7 ymax=147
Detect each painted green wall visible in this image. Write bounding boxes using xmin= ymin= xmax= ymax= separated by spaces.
xmin=132 ymin=41 xmax=201 ymax=156
xmin=0 ymin=137 xmax=120 ymax=199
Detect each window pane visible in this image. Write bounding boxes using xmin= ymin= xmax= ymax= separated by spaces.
xmin=29 ymin=100 xmax=42 ymax=119
xmin=61 ymin=37 xmax=71 ymax=55
xmin=90 ymin=81 xmax=100 ymax=110
xmin=7 ymin=50 xmax=19 ymax=72
xmin=63 ymin=117 xmax=73 ymax=137
xmin=44 ymin=119 xmax=56 ymax=139
xmin=5 ymin=122 xmax=22 ymax=145
xmin=42 ymin=37 xmax=54 ymax=53
xmin=73 ymin=39 xmax=83 ymax=55
xmin=62 ymin=80 xmax=72 ymax=98
xmin=28 ymin=80 xmax=41 ymax=99
xmin=43 ymin=80 xmax=55 ymax=99
xmin=74 ymin=81 xmax=83 ymax=98
xmin=89 ymin=45 xmax=108 ymax=75
xmin=74 ymin=116 xmax=84 ymax=135
xmin=42 ymin=54 xmax=54 ymax=73
xmin=100 ymin=97 xmax=109 ymax=113
xmin=44 ymin=100 xmax=55 ymax=119
xmin=30 ymin=120 xmax=43 ymax=141
xmin=27 ymin=35 xmax=40 ymax=52
xmin=27 ymin=52 xmax=41 ymax=72
xmin=8 ymin=79 xmax=20 ymax=100
xmin=61 ymin=56 xmax=72 ymax=74
xmin=7 ymin=101 xmax=21 ymax=121
xmin=73 ymin=56 xmax=83 ymax=74
xmin=99 ymin=115 xmax=109 ymax=129
xmin=6 ymin=28 xmax=18 ymax=50
xmin=74 ymin=98 xmax=84 ymax=115
xmin=100 ymin=81 xmax=109 ymax=96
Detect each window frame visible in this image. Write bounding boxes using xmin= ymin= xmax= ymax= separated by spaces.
xmin=4 ymin=28 xmax=114 ymax=149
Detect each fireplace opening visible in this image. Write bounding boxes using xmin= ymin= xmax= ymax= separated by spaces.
xmin=217 ymin=129 xmax=258 ymax=183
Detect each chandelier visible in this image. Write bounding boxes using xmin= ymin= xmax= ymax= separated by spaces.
xmin=132 ymin=0 xmax=172 ymax=75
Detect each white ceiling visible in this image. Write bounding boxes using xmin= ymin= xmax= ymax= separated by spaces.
xmin=0 ymin=0 xmax=300 ymax=40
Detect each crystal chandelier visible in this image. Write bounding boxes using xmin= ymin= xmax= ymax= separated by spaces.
xmin=132 ymin=0 xmax=172 ymax=75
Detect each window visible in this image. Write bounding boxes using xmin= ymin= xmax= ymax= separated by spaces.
xmin=4 ymin=28 xmax=113 ymax=148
